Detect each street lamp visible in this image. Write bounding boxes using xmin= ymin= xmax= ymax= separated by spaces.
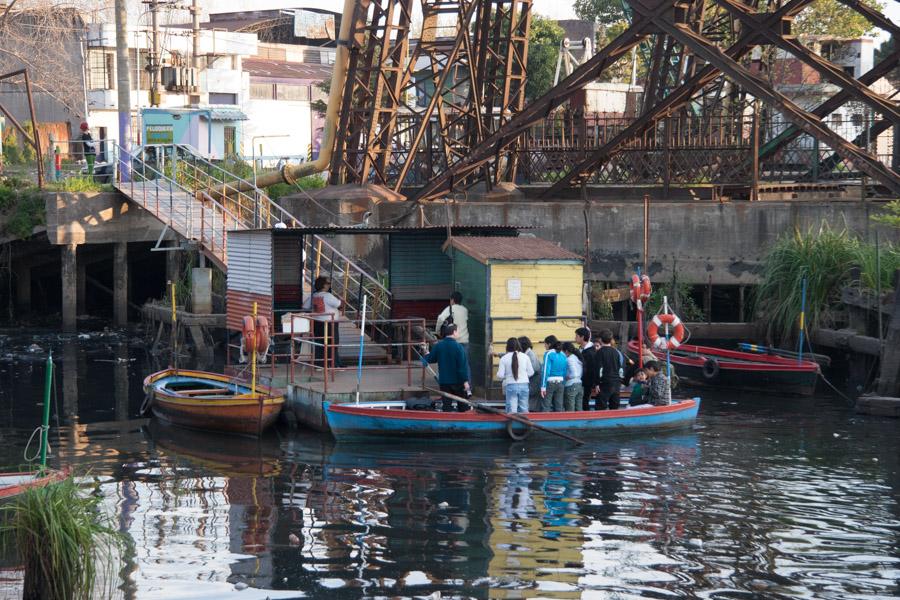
xmin=251 ymin=134 xmax=290 ymax=188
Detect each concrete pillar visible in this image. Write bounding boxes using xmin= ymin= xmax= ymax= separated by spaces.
xmin=76 ymin=259 xmax=86 ymax=315
xmin=114 ymin=341 xmax=129 ymax=421
xmin=61 ymin=243 xmax=78 ymax=333
xmin=191 ymin=267 xmax=212 ymax=314
xmin=14 ymin=266 xmax=31 ymax=314
xmin=114 ymin=241 xmax=128 ymax=327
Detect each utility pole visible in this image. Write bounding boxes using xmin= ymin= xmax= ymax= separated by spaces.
xmin=150 ymin=0 xmax=162 ymax=106
xmin=191 ymin=0 xmax=200 ymax=70
xmin=114 ymin=0 xmax=131 ymax=180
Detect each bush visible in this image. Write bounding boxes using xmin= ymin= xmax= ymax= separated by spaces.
xmin=0 ymin=179 xmax=47 ymax=239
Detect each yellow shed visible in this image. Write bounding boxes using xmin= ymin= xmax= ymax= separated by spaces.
xmin=446 ymin=236 xmax=585 ymax=398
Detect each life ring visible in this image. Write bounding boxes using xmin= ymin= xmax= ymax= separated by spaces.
xmin=640 ymin=275 xmax=651 ymax=303
xmin=506 ymin=419 xmax=533 ymax=441
xmin=255 ymin=316 xmax=270 ymax=362
xmin=242 ymin=316 xmax=257 ymax=354
xmin=702 ymin=358 xmax=720 ymax=380
xmin=630 ymin=275 xmax=652 ymax=304
xmin=647 ymin=313 xmax=686 ymax=350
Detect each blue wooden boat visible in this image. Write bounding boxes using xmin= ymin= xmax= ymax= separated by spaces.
xmin=324 ymin=398 xmax=700 ymax=441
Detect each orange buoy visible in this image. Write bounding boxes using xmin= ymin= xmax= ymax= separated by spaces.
xmin=255 ymin=316 xmax=270 ymax=354
xmin=647 ymin=313 xmax=685 ymax=350
xmin=242 ymin=316 xmax=257 ymax=354
xmin=640 ymin=275 xmax=651 ymax=302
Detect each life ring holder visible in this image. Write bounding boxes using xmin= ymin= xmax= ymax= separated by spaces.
xmin=506 ymin=419 xmax=533 ymax=441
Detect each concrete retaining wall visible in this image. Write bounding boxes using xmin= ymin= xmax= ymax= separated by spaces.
xmin=372 ymin=199 xmax=897 ymax=285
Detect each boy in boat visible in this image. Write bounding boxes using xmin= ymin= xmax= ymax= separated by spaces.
xmin=421 ymin=324 xmax=471 ymax=412
xmin=576 ymin=327 xmax=596 ymax=411
xmin=629 ymin=368 xmax=649 ymax=406
xmin=594 ymin=329 xmax=624 ymax=410
xmin=645 ymin=361 xmax=672 ymax=406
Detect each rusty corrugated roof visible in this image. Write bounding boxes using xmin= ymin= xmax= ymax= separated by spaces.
xmin=448 ymin=236 xmax=583 ymax=263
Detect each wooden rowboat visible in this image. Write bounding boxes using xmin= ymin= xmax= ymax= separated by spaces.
xmin=628 ymin=340 xmax=820 ymax=396
xmin=325 ymin=398 xmax=700 ymax=441
xmin=0 ymin=469 xmax=68 ymax=500
xmin=143 ymin=369 xmax=285 ymax=437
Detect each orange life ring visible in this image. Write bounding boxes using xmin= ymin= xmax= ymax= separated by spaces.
xmin=630 ymin=274 xmax=641 ymax=303
xmin=647 ymin=313 xmax=685 ymax=350
xmin=640 ymin=275 xmax=651 ymax=302
xmin=242 ymin=316 xmax=257 ymax=354
xmin=255 ymin=316 xmax=270 ymax=353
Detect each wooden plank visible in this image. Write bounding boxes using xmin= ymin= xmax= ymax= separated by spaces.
xmin=877 ymin=269 xmax=900 ymax=395
xmin=812 ymin=328 xmax=881 ymax=357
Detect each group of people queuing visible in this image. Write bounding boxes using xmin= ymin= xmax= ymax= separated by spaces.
xmin=498 ymin=327 xmax=671 ymax=415
xmin=420 ymin=292 xmax=672 ymax=415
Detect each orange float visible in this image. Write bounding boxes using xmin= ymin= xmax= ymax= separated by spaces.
xmin=647 ymin=313 xmax=686 ymax=350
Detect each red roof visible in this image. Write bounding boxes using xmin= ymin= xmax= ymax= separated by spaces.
xmin=243 ymin=58 xmax=332 ymax=82
xmin=448 ymin=236 xmax=583 ymax=264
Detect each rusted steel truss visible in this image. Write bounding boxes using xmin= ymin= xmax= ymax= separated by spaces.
xmin=329 ymin=0 xmax=533 ymax=190
xmin=409 ymin=0 xmax=900 ymax=201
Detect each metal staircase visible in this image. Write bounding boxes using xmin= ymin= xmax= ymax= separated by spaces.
xmin=113 ymin=144 xmax=392 ymax=322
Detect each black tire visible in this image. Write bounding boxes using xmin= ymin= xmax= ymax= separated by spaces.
xmin=506 ymin=419 xmax=533 ymax=441
xmin=702 ymin=358 xmax=720 ymax=380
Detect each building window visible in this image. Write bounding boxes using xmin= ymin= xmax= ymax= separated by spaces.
xmin=843 ymin=65 xmax=855 ymax=77
xmin=88 ymin=49 xmax=114 ymax=90
xmin=831 ymin=113 xmax=843 ymax=127
xmin=851 ymin=113 xmax=864 ymax=128
xmin=536 ymin=294 xmax=557 ymax=320
xmin=250 ymin=83 xmax=275 ymax=99
xmin=209 ymin=92 xmax=238 ymax=105
xmin=276 ymin=84 xmax=310 ymax=101
xmin=223 ymin=126 xmax=236 ymax=157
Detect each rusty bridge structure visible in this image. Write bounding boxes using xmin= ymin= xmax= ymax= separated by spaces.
xmin=327 ymin=0 xmax=900 ymax=200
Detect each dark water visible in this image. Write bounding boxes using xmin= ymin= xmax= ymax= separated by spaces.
xmin=1 ymin=333 xmax=899 ymax=599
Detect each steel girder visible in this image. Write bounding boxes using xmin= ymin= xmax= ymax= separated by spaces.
xmin=410 ymin=0 xmax=900 ymax=200
xmin=328 ymin=0 xmax=533 ymax=189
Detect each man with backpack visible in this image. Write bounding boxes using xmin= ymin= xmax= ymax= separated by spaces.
xmin=593 ymin=329 xmax=624 ymax=410
xmin=435 ymin=291 xmax=469 ymax=351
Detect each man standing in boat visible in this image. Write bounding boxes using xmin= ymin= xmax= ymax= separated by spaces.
xmin=421 ymin=324 xmax=471 ymax=412
xmin=594 ymin=329 xmax=624 ymax=410
xmin=576 ymin=327 xmax=596 ymax=411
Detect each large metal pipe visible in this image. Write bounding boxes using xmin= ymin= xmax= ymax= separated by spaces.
xmin=249 ymin=0 xmax=355 ymax=190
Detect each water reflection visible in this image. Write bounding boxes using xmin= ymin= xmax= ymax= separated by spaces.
xmin=0 ymin=335 xmax=898 ymax=598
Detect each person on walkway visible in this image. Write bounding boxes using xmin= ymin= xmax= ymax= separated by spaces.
xmin=518 ymin=336 xmax=542 ymax=410
xmin=594 ymin=329 xmax=624 ymax=410
xmin=576 ymin=327 xmax=596 ymax=411
xmin=79 ymin=122 xmax=96 ymax=177
xmin=629 ymin=368 xmax=649 ymax=406
xmin=497 ymin=337 xmax=534 ymax=414
xmin=540 ymin=335 xmax=567 ymax=412
xmin=645 ymin=361 xmax=671 ymax=406
xmin=562 ymin=342 xmax=583 ymax=412
xmin=304 ymin=275 xmax=342 ymax=368
xmin=422 ymin=324 xmax=471 ymax=412
xmin=435 ymin=291 xmax=469 ymax=350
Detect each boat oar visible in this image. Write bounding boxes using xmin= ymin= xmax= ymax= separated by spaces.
xmin=425 ymin=387 xmax=584 ymax=446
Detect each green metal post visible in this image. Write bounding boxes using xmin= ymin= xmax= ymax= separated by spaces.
xmin=39 ymin=352 xmax=53 ymax=470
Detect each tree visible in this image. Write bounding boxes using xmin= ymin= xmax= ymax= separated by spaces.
xmin=573 ymin=0 xmax=628 ymax=29
xmin=526 ymin=16 xmax=564 ymax=100
xmin=792 ymin=0 xmax=884 ymax=37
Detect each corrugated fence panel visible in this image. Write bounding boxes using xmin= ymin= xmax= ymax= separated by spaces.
xmin=389 ymin=233 xmax=452 ymax=299
xmin=227 ymin=231 xmax=272 ymax=295
xmin=273 ymin=234 xmax=303 ymax=306
xmin=227 ymin=290 xmax=274 ymax=332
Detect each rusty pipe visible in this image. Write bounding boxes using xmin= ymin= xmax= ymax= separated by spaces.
xmin=245 ymin=0 xmax=354 ymax=191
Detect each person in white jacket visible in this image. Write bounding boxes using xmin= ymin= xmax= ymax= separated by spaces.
xmin=497 ymin=338 xmax=534 ymax=414
xmin=435 ymin=292 xmax=469 ymax=347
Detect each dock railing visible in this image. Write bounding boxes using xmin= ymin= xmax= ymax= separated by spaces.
xmin=227 ymin=313 xmax=428 ymax=394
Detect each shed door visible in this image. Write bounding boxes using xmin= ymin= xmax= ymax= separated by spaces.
xmin=226 ymin=230 xmax=273 ymax=331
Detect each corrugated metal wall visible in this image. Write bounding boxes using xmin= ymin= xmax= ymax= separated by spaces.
xmin=273 ymin=234 xmax=304 ymax=309
xmin=226 ymin=230 xmax=274 ymax=331
xmin=452 ymin=251 xmax=488 ymax=388
xmin=389 ymin=233 xmax=452 ymax=301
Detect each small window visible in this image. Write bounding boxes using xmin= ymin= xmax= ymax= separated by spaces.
xmin=209 ymin=92 xmax=237 ymax=105
xmin=250 ymin=83 xmax=274 ymax=99
xmin=842 ymin=65 xmax=855 ymax=77
xmin=536 ymin=294 xmax=557 ymax=320
xmin=831 ymin=113 xmax=843 ymax=126
xmin=851 ymin=113 xmax=864 ymax=128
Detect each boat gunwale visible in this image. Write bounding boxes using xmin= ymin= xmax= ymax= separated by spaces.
xmin=144 ymin=369 xmax=285 ymax=406
xmin=627 ymin=341 xmax=820 ymax=373
xmin=327 ymin=398 xmax=699 ymax=422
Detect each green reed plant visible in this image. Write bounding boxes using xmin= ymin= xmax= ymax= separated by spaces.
xmin=753 ymin=225 xmax=890 ymax=344
xmin=0 ymin=477 xmax=122 ymax=600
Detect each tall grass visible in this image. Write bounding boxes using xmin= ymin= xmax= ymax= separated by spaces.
xmin=755 ymin=225 xmax=899 ymax=344
xmin=0 ymin=477 xmax=121 ymax=600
